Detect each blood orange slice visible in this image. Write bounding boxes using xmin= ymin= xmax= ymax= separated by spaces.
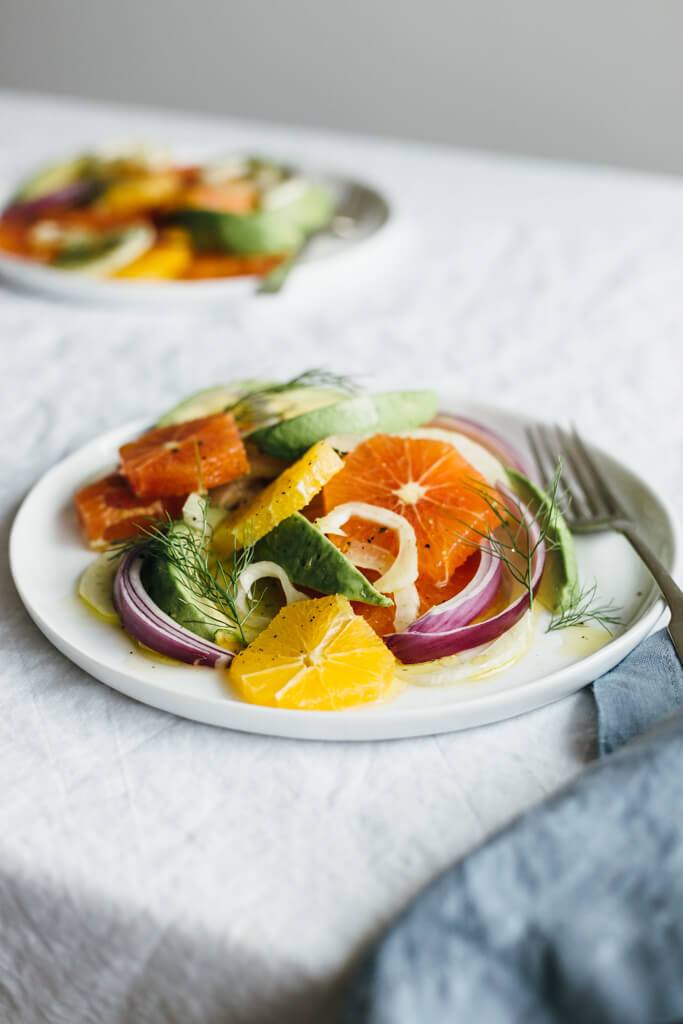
xmin=323 ymin=434 xmax=499 ymax=586
xmin=119 ymin=413 xmax=248 ymax=500
xmin=74 ymin=474 xmax=184 ymax=549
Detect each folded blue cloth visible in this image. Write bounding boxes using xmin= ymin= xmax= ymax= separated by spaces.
xmin=339 ymin=630 xmax=683 ymax=1024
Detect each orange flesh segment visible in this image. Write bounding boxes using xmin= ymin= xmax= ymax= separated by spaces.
xmin=114 ymin=230 xmax=191 ymax=279
xmin=119 ymin=413 xmax=248 ymax=500
xmin=230 ymin=595 xmax=396 ymax=711
xmin=182 ymin=252 xmax=286 ymax=280
xmin=184 ymin=181 xmax=259 ymax=214
xmin=74 ymin=473 xmax=184 ymax=549
xmin=323 ymin=434 xmax=500 ymax=586
xmin=0 ymin=219 xmax=31 ymax=257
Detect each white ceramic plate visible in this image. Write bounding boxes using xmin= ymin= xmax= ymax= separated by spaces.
xmin=0 ymin=158 xmax=390 ymax=306
xmin=9 ymin=400 xmax=678 ymax=741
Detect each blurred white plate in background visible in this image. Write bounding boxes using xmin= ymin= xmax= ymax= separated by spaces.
xmin=0 ymin=150 xmax=390 ymax=305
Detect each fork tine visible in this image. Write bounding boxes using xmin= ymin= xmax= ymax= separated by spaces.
xmin=556 ymin=427 xmax=604 ymax=517
xmin=550 ymin=425 xmax=593 ymax=519
xmin=525 ymin=426 xmax=553 ymax=485
xmin=526 ymin=425 xmax=571 ymax=519
xmin=569 ymin=426 xmax=629 ymax=519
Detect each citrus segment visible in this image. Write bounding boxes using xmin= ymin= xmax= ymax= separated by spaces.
xmin=78 ymin=553 xmax=120 ymax=623
xmin=114 ymin=230 xmax=191 ymax=279
xmin=323 ymin=434 xmax=499 ymax=585
xmin=185 ymin=181 xmax=259 ymax=213
xmin=119 ymin=413 xmax=248 ymax=500
xmin=214 ymin=440 xmax=343 ymax=554
xmin=229 ymin=594 xmax=395 ymax=710
xmin=182 ymin=252 xmax=285 ymax=280
xmin=74 ymin=473 xmax=184 ymax=549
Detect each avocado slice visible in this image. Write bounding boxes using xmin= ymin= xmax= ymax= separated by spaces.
xmin=155 ymin=380 xmax=271 ymax=427
xmin=506 ymin=468 xmax=578 ymax=612
xmin=250 ymin=390 xmax=438 ymax=459
xmin=141 ymin=523 xmax=235 ymax=641
xmin=168 ymin=207 xmax=304 ymax=254
xmin=156 ymin=380 xmax=346 ymax=432
xmin=372 ymin=390 xmax=438 ymax=433
xmin=168 ymin=179 xmax=333 ymax=255
xmin=253 ymin=513 xmax=392 ymax=607
xmin=249 ymin=395 xmax=375 ymax=458
xmin=263 ymin=183 xmax=334 ymax=234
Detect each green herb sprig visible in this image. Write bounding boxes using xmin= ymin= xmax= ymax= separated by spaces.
xmin=111 ymin=511 xmax=255 ymax=644
xmin=446 ymin=467 xmax=563 ymax=612
xmin=454 ymin=465 xmax=622 ymax=631
xmin=548 ymin=582 xmax=623 ymax=634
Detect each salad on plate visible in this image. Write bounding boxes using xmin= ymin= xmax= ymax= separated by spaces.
xmin=74 ymin=372 xmax=619 ymax=712
xmin=0 ymin=146 xmax=334 ymax=283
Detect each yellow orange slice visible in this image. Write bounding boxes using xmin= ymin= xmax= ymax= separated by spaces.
xmin=214 ymin=440 xmax=343 ymax=554
xmin=115 ymin=230 xmax=191 ymax=279
xmin=229 ymin=594 xmax=396 ymax=710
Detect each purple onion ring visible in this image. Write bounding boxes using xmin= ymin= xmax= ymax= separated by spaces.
xmin=385 ymin=485 xmax=545 ymax=664
xmin=114 ymin=550 xmax=232 ymax=668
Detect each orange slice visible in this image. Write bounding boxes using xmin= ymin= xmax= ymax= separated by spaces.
xmin=114 ymin=230 xmax=191 ymax=279
xmin=74 ymin=473 xmax=184 ymax=549
xmin=214 ymin=440 xmax=342 ymax=554
xmin=184 ymin=181 xmax=259 ymax=214
xmin=119 ymin=413 xmax=248 ymax=500
xmin=229 ymin=594 xmax=396 ymax=710
xmin=95 ymin=172 xmax=183 ymax=216
xmin=183 ymin=252 xmax=285 ymax=280
xmin=323 ymin=434 xmax=499 ymax=586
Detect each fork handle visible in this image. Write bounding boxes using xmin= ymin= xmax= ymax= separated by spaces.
xmin=619 ymin=524 xmax=683 ymax=664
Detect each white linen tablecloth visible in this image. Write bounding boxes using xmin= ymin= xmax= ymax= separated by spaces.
xmin=1 ymin=90 xmax=682 ymax=1024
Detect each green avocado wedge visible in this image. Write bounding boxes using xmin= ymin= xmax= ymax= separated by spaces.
xmin=250 ymin=395 xmax=377 ymax=458
xmin=253 ymin=513 xmax=392 ymax=607
xmin=506 ymin=467 xmax=579 ymax=613
xmin=263 ymin=182 xmax=334 ymax=234
xmin=168 ymin=207 xmax=304 ymax=254
xmin=141 ymin=523 xmax=234 ymax=641
xmin=372 ymin=390 xmax=438 ymax=433
xmin=251 ymin=390 xmax=438 ymax=459
xmin=155 ymin=380 xmax=346 ymax=432
xmin=168 ymin=181 xmax=333 ymax=255
xmin=155 ymin=380 xmax=271 ymax=426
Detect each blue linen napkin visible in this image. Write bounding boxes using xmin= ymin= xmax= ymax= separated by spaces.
xmin=338 ymin=630 xmax=683 ymax=1024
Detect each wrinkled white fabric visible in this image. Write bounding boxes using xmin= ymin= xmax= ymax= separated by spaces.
xmin=0 ymin=90 xmax=681 ymax=1024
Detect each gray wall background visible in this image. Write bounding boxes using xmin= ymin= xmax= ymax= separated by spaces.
xmin=2 ymin=0 xmax=683 ymax=175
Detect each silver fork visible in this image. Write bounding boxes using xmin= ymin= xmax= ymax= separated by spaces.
xmin=527 ymin=424 xmax=683 ymax=661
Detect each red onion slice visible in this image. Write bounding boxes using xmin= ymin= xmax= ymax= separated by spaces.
xmin=114 ymin=550 xmax=232 ymax=668
xmin=385 ymin=486 xmax=545 ymax=664
xmin=433 ymin=413 xmax=536 ymax=480
xmin=407 ymin=546 xmax=502 ymax=635
xmin=4 ymin=181 xmax=98 ymax=221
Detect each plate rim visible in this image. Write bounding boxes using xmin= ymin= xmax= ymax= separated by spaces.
xmin=9 ymin=399 xmax=680 ymax=740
